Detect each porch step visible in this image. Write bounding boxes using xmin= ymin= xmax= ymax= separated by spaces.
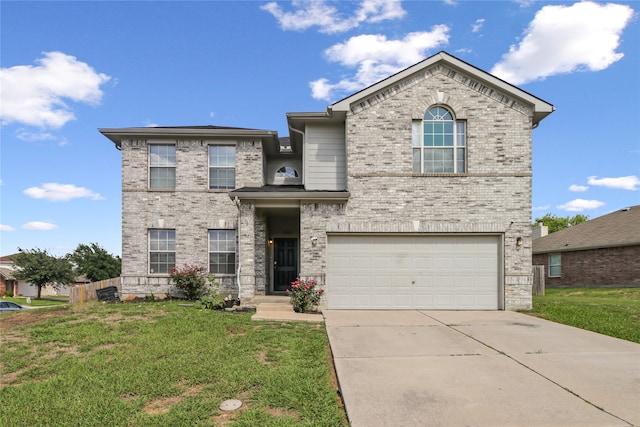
xmin=249 ymin=295 xmax=290 ymax=305
xmin=256 ymin=303 xmax=294 ymax=313
xmin=251 ymin=300 xmax=325 ymax=323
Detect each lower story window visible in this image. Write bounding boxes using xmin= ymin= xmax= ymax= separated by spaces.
xmin=548 ymin=253 xmax=561 ymax=277
xmin=209 ymin=230 xmax=236 ymax=274
xmin=149 ymin=229 xmax=175 ymax=274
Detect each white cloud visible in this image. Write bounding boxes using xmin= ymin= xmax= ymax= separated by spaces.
xmin=569 ymin=184 xmax=589 ymax=192
xmin=310 ymin=27 xmax=450 ymax=100
xmin=558 ymin=199 xmax=605 ymax=212
xmin=0 ymin=51 xmax=111 ymax=129
xmin=15 ymin=129 xmax=57 ymax=142
xmin=22 ymin=221 xmax=58 ymax=231
xmin=491 ymin=2 xmax=634 ymax=85
xmin=0 ymin=224 xmax=15 ymax=232
xmin=261 ymin=0 xmax=406 ymax=34
xmin=472 ymin=18 xmax=485 ymax=33
xmin=533 ymin=204 xmax=551 ymax=211
xmin=588 ymin=175 xmax=640 ymax=190
xmin=23 ymin=183 xmax=104 ymax=202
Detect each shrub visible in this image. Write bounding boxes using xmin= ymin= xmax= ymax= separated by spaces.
xmin=169 ymin=264 xmax=209 ymax=300
xmin=286 ymin=278 xmax=324 ymax=313
xmin=199 ymin=275 xmax=225 ymax=309
xmin=200 ymin=290 xmax=225 ymax=310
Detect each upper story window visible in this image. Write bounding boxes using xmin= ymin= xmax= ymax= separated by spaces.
xmin=149 ymin=145 xmax=176 ymax=189
xmin=149 ymin=229 xmax=175 ymax=274
xmin=209 ymin=146 xmax=235 ymax=189
xmin=412 ymin=106 xmax=466 ymax=174
xmin=276 ymin=166 xmax=299 ymax=178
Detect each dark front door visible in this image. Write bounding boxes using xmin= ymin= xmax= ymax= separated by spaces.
xmin=274 ymin=238 xmax=297 ymax=292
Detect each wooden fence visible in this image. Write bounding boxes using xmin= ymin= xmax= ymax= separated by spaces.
xmin=532 ymin=265 xmax=545 ymax=296
xmin=69 ymin=277 xmax=122 ymax=304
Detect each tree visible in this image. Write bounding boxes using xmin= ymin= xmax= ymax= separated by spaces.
xmin=533 ymin=213 xmax=589 ymax=234
xmin=67 ymin=243 xmax=121 ymax=282
xmin=13 ymin=248 xmax=76 ymax=299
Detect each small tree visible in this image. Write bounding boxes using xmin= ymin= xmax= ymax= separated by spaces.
xmin=67 ymin=243 xmax=121 ymax=282
xmin=13 ymin=248 xmax=76 ymax=299
xmin=169 ymin=264 xmax=209 ymax=300
xmin=533 ymin=213 xmax=589 ymax=234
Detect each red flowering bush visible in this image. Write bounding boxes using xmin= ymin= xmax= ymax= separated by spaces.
xmin=286 ymin=278 xmax=324 ymax=313
xmin=169 ymin=264 xmax=209 ymax=300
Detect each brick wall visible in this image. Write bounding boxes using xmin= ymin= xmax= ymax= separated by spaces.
xmin=533 ymin=245 xmax=640 ymax=287
xmin=120 ymin=138 xmax=262 ymax=297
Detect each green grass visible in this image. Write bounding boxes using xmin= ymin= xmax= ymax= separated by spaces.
xmin=2 ymin=296 xmax=69 ymax=307
xmin=526 ymin=288 xmax=640 ymax=343
xmin=0 ymin=302 xmax=347 ymax=426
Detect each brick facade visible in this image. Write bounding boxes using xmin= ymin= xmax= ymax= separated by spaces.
xmin=106 ymin=52 xmax=552 ymax=309
xmin=533 ymin=245 xmax=640 ymax=287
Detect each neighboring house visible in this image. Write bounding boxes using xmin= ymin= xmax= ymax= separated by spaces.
xmin=533 ymin=206 xmax=640 ymax=288
xmin=100 ymin=51 xmax=553 ymax=310
xmin=1 ymin=254 xmax=20 ymax=296
xmin=0 ymin=254 xmax=73 ymax=297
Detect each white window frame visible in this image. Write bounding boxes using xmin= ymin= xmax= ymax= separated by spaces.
xmin=149 ymin=229 xmax=176 ymax=274
xmin=209 ymin=230 xmax=237 ymax=275
xmin=412 ymin=106 xmax=466 ymax=174
xmin=149 ymin=144 xmax=176 ymax=189
xmin=209 ymin=145 xmax=236 ymax=190
xmin=548 ymin=253 xmax=561 ymax=277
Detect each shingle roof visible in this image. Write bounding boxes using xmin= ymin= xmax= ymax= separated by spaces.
xmin=532 ymin=205 xmax=640 ymax=254
xmin=0 ymin=267 xmax=15 ymax=280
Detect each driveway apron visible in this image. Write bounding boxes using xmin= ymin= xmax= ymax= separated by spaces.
xmin=324 ymin=310 xmax=640 ymax=427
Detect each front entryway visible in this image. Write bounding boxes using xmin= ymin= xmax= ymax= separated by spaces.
xmin=273 ymin=238 xmax=298 ymax=292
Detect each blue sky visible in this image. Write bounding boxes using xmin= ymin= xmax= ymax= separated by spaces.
xmin=1 ymin=0 xmax=638 ymax=257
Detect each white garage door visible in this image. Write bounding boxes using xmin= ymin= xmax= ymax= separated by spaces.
xmin=326 ymin=235 xmax=500 ymax=310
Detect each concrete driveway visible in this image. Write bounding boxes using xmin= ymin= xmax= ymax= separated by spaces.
xmin=324 ymin=310 xmax=640 ymax=427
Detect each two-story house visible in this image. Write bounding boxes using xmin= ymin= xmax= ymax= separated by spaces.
xmin=100 ymin=51 xmax=553 ymax=310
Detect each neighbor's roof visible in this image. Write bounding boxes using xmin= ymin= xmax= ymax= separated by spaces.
xmin=0 ymin=267 xmax=15 ymax=280
xmin=533 ymin=206 xmax=640 ymax=254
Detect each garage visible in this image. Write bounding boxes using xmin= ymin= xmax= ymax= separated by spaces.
xmin=326 ymin=235 xmax=501 ymax=310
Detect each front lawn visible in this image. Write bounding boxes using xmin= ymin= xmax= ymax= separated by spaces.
xmin=527 ymin=288 xmax=640 ymax=344
xmin=0 ymin=302 xmax=347 ymax=426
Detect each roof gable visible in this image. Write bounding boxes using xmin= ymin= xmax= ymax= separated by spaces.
xmin=330 ymin=51 xmax=554 ymax=126
xmin=533 ymin=206 xmax=640 ymax=253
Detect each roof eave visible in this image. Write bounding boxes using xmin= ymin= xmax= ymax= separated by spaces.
xmin=533 ymin=241 xmax=640 ymax=254
xmin=329 ymin=51 xmax=554 ymax=125
xmin=229 ymin=191 xmax=350 ymax=201
xmin=99 ymin=127 xmax=279 ymax=149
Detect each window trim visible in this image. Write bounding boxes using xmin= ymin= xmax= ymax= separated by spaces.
xmin=548 ymin=253 xmax=561 ymax=277
xmin=149 ymin=229 xmax=176 ymax=275
xmin=149 ymin=144 xmax=176 ymax=190
xmin=208 ymin=229 xmax=237 ymax=275
xmin=208 ymin=144 xmax=236 ymax=190
xmin=412 ymin=106 xmax=466 ymax=174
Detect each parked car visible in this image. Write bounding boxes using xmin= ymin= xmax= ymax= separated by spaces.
xmin=0 ymin=301 xmax=28 ymax=311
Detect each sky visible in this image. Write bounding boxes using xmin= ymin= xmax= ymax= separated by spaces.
xmin=1 ymin=0 xmax=638 ymax=257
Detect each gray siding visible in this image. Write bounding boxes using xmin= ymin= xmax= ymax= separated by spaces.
xmin=304 ymin=123 xmax=346 ymax=191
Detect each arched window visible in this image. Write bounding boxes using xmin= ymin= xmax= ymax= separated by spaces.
xmin=412 ymin=106 xmax=466 ymax=173
xmin=276 ymin=166 xmax=299 ymax=178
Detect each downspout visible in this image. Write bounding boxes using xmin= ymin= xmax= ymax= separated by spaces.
xmin=233 ymin=196 xmax=241 ymax=300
